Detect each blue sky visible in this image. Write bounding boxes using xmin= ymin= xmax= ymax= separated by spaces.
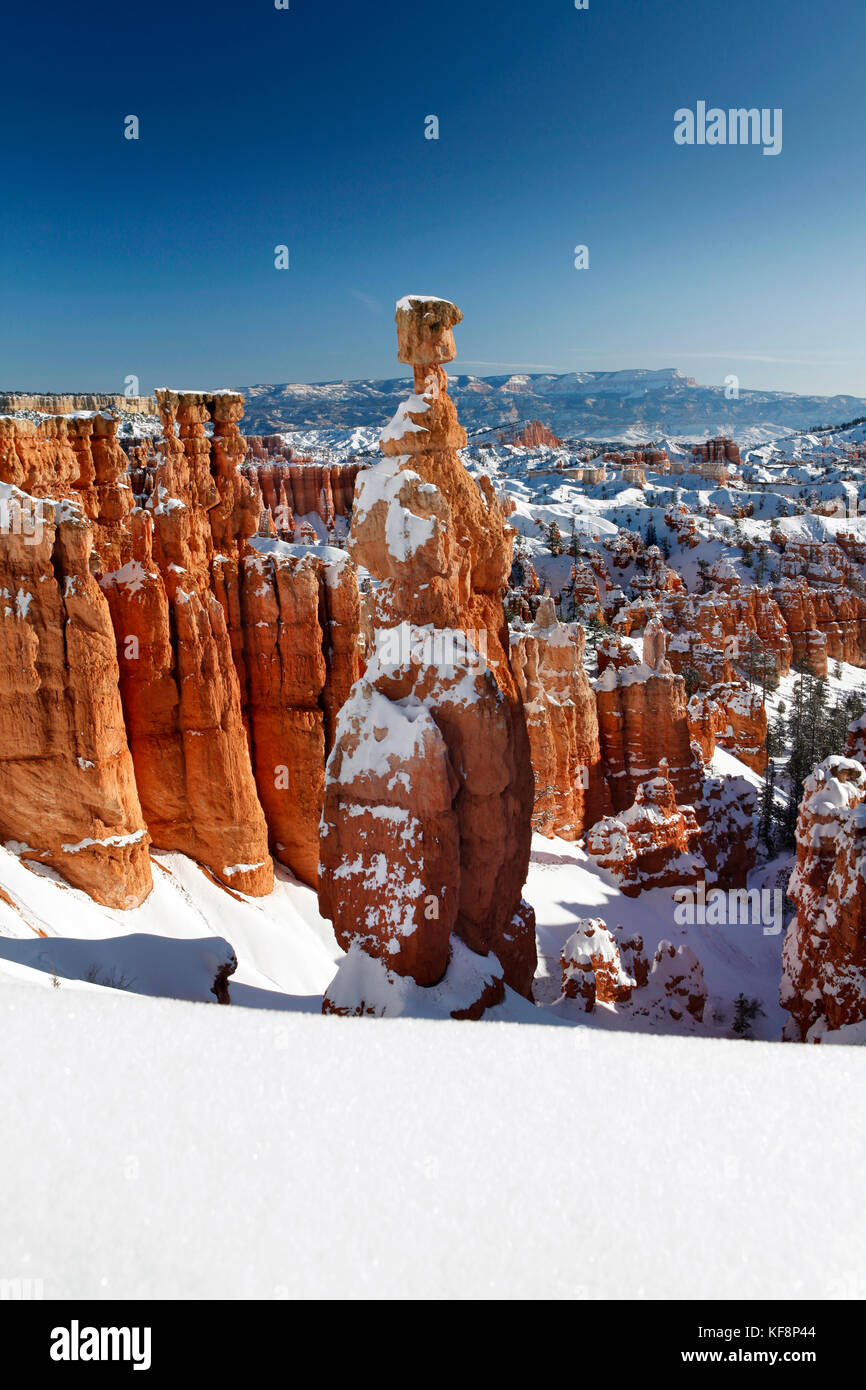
xmin=1 ymin=0 xmax=864 ymax=397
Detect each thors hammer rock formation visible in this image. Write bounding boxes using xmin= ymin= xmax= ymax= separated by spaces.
xmin=320 ymin=296 xmax=537 ymax=1015
xmin=781 ymin=757 xmax=866 ymax=1040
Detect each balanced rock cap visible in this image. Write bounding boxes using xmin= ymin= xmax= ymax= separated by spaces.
xmin=395 ymin=295 xmax=463 ymax=365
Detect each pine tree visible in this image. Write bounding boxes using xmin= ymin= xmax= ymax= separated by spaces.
xmin=733 ymin=993 xmax=764 ymax=1037
xmin=758 ymin=761 xmax=777 ymax=854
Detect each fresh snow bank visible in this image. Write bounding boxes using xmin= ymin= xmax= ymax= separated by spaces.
xmin=0 ymin=845 xmax=339 ymax=1012
xmin=2 ymin=980 xmax=864 ymax=1299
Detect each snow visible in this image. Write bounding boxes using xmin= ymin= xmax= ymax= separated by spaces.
xmin=379 ymin=393 xmax=430 ymax=445
xmin=0 ymin=844 xmax=338 ymax=1010
xmin=351 ymin=454 xmax=439 ymax=563
xmin=2 ymin=978 xmax=865 ymax=1298
xmin=60 ymin=830 xmax=147 ymax=854
xmin=100 ymin=559 xmax=150 ymax=596
xmin=395 ymin=294 xmax=447 ymax=311
xmin=330 ymin=684 xmax=439 ymax=792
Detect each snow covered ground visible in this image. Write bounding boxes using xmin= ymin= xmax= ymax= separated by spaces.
xmin=3 ymin=979 xmax=865 ymax=1300
xmin=0 ymin=820 xmax=790 ymax=1041
xmin=527 ymin=833 xmax=787 ymax=1040
xmin=0 ymin=846 xmax=339 ymax=1010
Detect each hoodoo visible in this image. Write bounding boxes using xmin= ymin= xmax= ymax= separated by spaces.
xmin=319 ymin=296 xmax=537 ymax=1016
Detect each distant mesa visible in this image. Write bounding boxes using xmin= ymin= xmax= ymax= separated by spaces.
xmin=0 ymin=391 xmax=156 ymax=416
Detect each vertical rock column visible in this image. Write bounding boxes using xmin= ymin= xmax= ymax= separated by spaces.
xmin=319 ymin=296 xmax=537 ymax=1015
xmin=0 ymin=419 xmax=151 ymax=907
xmin=101 ymin=391 xmax=272 ymax=896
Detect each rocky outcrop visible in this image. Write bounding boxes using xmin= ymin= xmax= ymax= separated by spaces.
xmin=846 ymin=714 xmax=866 ymax=764
xmin=782 ymin=757 xmax=866 ymax=1040
xmin=596 ymin=631 xmax=641 ymax=675
xmin=696 ymin=775 xmax=757 ymax=889
xmin=661 ymin=586 xmax=792 ymax=688
xmin=772 ymin=579 xmax=829 ymax=677
xmin=0 ymin=387 xmax=370 ymax=907
xmin=585 ymin=766 xmax=702 ymax=896
xmin=642 ymin=613 xmax=669 ymax=670
xmin=691 ymin=436 xmax=740 ymax=465
xmin=0 ymin=465 xmax=151 ymax=909
xmin=559 ymin=917 xmax=706 ymax=1027
xmin=247 ymin=460 xmax=362 ymax=536
xmin=510 ymin=599 xmax=609 ymax=839
xmin=594 ymin=660 xmax=703 ymax=812
xmin=100 ymin=390 xmax=273 ymax=896
xmin=240 ymin=543 xmax=360 ymax=885
xmin=687 ymin=682 xmax=768 ymax=772
xmin=498 ymin=420 xmax=563 ymax=449
xmin=320 ymin=296 xmax=536 ymax=1016
xmin=631 ymin=941 xmax=707 ymax=1026
xmin=560 ymin=918 xmax=647 ymax=1009
xmin=0 ymin=392 xmax=157 ymax=415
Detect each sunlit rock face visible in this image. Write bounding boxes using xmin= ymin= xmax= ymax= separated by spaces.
xmin=593 ymin=660 xmax=704 ymax=814
xmin=510 ymin=603 xmax=610 ymax=840
xmin=782 ymin=757 xmax=866 ymax=1041
xmin=0 ymin=426 xmax=150 ymax=908
xmin=320 ymin=297 xmax=537 ymax=1017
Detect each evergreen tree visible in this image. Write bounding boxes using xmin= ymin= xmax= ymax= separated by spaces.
xmin=545 ymin=520 xmax=564 ymax=556
xmin=758 ymin=761 xmax=777 ymax=854
xmin=682 ymin=665 xmax=701 ymax=698
xmin=585 ymin=613 xmax=606 ymax=654
xmin=733 ymin=994 xmax=764 ymax=1038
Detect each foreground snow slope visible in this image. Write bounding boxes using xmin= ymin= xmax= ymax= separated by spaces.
xmin=0 ymin=845 xmax=339 ymax=1010
xmin=2 ymin=981 xmax=864 ymax=1300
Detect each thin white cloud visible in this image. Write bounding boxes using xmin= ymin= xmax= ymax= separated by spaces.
xmin=458 ymin=360 xmax=560 ymax=370
xmin=350 ymin=290 xmax=383 ymax=314
xmin=567 ymin=348 xmax=864 ymax=367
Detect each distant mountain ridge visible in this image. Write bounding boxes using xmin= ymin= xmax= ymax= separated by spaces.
xmin=237 ymin=368 xmax=866 ymax=441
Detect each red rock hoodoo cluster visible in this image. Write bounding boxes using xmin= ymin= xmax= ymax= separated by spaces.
xmin=586 ymin=766 xmax=702 ymax=896
xmin=0 ymin=396 xmax=364 ymax=906
xmin=560 ymin=917 xmax=706 ymax=1026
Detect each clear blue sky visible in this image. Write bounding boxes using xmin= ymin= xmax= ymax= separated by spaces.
xmin=1 ymin=0 xmax=864 ymax=397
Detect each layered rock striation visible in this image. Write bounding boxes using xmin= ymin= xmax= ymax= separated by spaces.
xmin=510 ymin=596 xmax=609 ymax=839
xmin=0 ymin=397 xmax=367 ymax=907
